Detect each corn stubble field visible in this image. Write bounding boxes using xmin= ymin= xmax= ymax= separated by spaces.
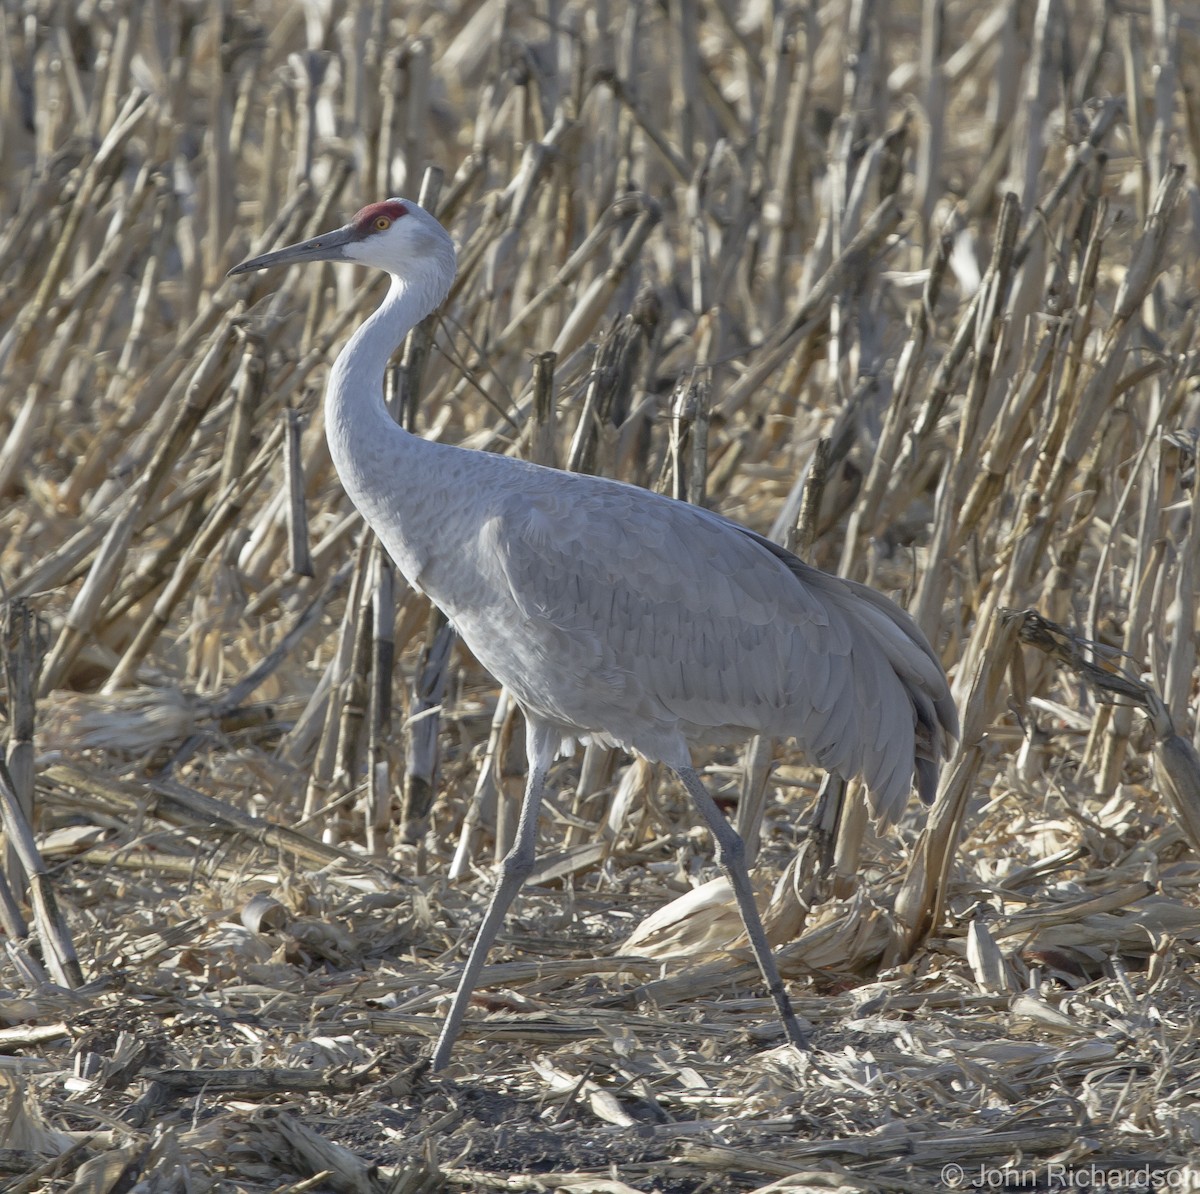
xmin=1 ymin=0 xmax=1200 ymax=1189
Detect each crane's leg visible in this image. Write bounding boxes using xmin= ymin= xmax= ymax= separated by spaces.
xmin=674 ymin=765 xmax=809 ymax=1050
xmin=430 ymin=719 xmax=558 ymax=1071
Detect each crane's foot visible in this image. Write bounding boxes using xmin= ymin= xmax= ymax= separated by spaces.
xmin=429 ymin=1025 xmax=457 ymax=1073
xmin=779 ymin=1009 xmax=811 ymax=1051
xmin=767 ymin=981 xmax=811 ymax=1051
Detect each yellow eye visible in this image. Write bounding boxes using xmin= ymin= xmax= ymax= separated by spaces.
xmin=375 ymin=216 xmax=391 ymax=230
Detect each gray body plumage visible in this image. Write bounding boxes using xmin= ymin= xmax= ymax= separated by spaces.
xmin=373 ymin=447 xmax=955 ymax=828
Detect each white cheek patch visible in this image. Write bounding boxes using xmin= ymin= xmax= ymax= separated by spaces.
xmin=343 ymin=239 xmax=374 ymax=263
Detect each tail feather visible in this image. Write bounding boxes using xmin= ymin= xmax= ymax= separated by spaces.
xmin=739 ymin=526 xmax=958 ymax=821
xmin=831 ymin=576 xmax=958 ymax=818
xmin=915 ymin=754 xmax=940 ymax=807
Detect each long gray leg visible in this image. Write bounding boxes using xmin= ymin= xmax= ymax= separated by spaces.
xmin=674 ymin=765 xmax=808 ymax=1049
xmin=430 ymin=718 xmax=557 ymax=1071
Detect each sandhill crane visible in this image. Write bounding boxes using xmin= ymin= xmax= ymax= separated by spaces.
xmin=228 ymin=198 xmax=958 ymax=1072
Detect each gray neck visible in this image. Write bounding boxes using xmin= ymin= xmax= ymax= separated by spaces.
xmin=324 ymin=275 xmax=441 ymax=578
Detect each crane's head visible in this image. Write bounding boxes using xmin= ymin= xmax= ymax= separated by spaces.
xmin=227 ymin=199 xmax=456 ymax=295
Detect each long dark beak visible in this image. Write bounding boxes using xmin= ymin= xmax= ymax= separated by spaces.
xmin=227 ymin=224 xmax=356 ymax=276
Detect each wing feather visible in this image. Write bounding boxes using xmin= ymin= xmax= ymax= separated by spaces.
xmin=469 ymin=470 xmax=955 ymax=823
